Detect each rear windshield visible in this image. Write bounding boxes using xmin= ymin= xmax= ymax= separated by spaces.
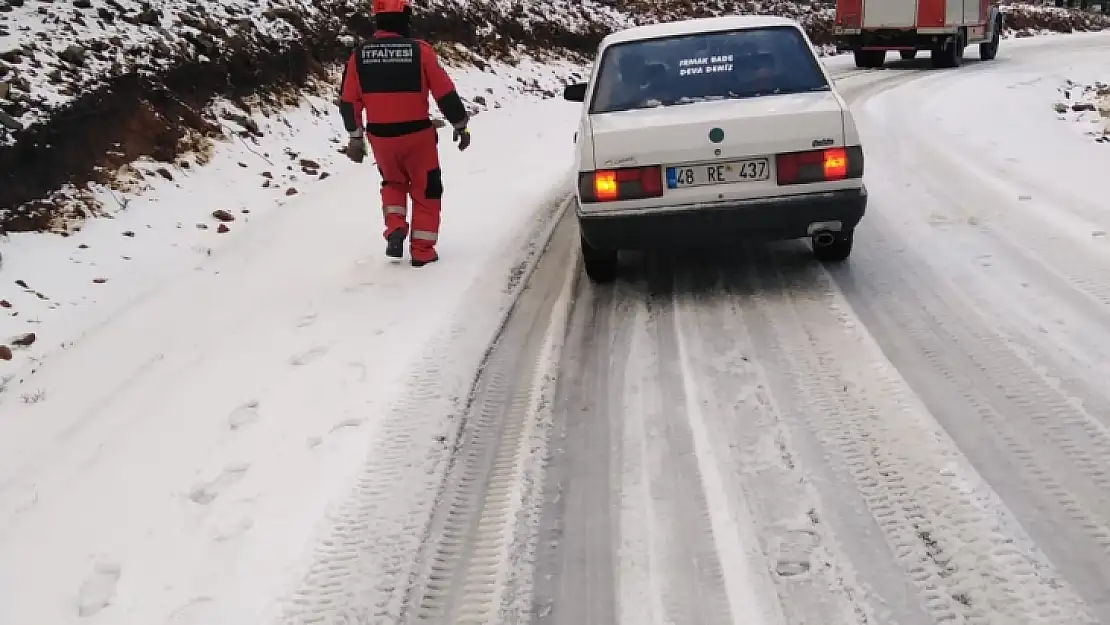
xmin=589 ymin=25 xmax=829 ymax=114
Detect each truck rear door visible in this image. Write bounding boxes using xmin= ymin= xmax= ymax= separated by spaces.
xmin=862 ymin=0 xmax=918 ymax=28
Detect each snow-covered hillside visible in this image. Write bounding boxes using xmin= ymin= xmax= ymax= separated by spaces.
xmin=0 ymin=86 xmax=588 ymax=625
xmin=2 ymin=0 xmax=1108 ymax=231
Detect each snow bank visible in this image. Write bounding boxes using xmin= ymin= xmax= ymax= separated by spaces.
xmin=1000 ymin=2 xmax=1110 ymax=38
xmin=0 ymin=0 xmax=621 ymax=134
xmin=0 ymin=57 xmax=581 ymax=374
xmin=0 ymin=0 xmax=616 ymax=228
xmin=1053 ymin=78 xmax=1110 ymax=143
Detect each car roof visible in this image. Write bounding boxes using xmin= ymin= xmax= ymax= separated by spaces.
xmin=600 ymin=15 xmax=802 ymax=47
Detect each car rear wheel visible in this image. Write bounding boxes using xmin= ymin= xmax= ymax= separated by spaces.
xmin=812 ymin=229 xmax=854 ymax=263
xmin=899 ymin=49 xmax=917 ymax=60
xmin=580 ymin=233 xmax=618 ymax=283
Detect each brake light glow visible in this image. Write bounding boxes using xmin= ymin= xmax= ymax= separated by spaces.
xmin=594 ymin=171 xmax=619 ymax=201
xmin=776 ymin=146 xmax=863 ymax=186
xmin=823 ymin=148 xmax=848 ymax=179
xmin=579 ymin=165 xmax=664 ymax=203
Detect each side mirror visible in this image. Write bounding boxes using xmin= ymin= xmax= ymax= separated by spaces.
xmin=563 ymin=82 xmax=587 ymax=103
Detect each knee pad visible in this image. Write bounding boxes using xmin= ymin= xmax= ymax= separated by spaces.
xmin=425 ymin=168 xmax=443 ymax=200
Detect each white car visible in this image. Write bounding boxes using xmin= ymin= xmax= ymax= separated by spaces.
xmin=563 ymin=15 xmax=867 ymax=282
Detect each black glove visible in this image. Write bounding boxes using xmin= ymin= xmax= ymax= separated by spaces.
xmin=345 ymin=132 xmax=367 ymax=163
xmin=453 ymin=125 xmax=471 ymax=151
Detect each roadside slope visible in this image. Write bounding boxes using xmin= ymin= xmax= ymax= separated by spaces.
xmin=2 ymin=0 xmax=1106 ymax=230
xmin=0 ymin=96 xmax=580 ymax=625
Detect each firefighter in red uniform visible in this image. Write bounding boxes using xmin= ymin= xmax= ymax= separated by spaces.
xmin=339 ymin=0 xmax=470 ymax=266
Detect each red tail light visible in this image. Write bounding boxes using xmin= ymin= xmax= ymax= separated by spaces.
xmin=579 ymin=166 xmax=663 ymax=203
xmin=839 ymin=12 xmax=861 ymax=27
xmin=776 ymin=146 xmax=864 ymax=186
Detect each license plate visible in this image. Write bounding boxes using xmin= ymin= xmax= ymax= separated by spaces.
xmin=666 ymin=158 xmax=770 ymax=189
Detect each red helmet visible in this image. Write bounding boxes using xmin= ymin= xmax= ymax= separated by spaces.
xmin=370 ymin=0 xmax=409 ymax=14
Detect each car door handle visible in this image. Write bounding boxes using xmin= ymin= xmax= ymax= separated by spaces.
xmin=573 ymin=131 xmax=577 ymax=143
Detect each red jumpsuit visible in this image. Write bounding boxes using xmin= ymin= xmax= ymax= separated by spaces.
xmin=339 ymin=30 xmax=469 ymax=263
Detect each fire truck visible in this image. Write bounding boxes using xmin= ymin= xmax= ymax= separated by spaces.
xmin=834 ymin=0 xmax=1004 ymax=69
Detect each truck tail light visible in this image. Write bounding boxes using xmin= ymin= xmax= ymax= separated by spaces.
xmin=776 ymin=146 xmax=864 ymax=186
xmin=839 ymin=12 xmax=861 ymax=28
xmin=579 ymin=166 xmax=663 ymax=203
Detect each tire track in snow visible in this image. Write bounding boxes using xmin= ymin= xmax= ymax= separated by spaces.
xmin=533 ymin=250 xmax=888 ymax=625
xmin=534 ymin=256 xmax=749 ymax=625
xmin=737 ymin=246 xmax=1096 ymax=625
xmin=671 ymin=256 xmax=878 ymax=625
xmin=274 ymin=193 xmax=572 ymax=625
xmin=848 ymin=114 xmax=1110 ymax=418
xmin=401 ymin=214 xmax=578 ymax=625
xmin=827 ymin=223 xmax=1110 ymax=619
xmin=531 ymin=281 xmax=627 ymax=625
xmin=833 ymin=49 xmax=1110 ymax=617
xmin=531 ymin=241 xmax=1101 ymax=624
xmin=618 ymin=263 xmax=734 ymax=625
xmin=855 ymin=50 xmax=1110 ymax=328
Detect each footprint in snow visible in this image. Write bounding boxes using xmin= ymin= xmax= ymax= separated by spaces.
xmin=167 ymin=596 xmax=214 ymax=623
xmin=330 ymin=417 xmax=365 ymax=433
xmin=348 ymin=361 xmax=368 ymax=382
xmin=289 ymin=345 xmax=328 ymax=366
xmin=212 ymin=515 xmax=255 ymax=542
xmin=77 ymin=559 xmax=121 ymax=617
xmin=227 ymin=400 xmax=260 ymax=430
xmin=767 ymin=528 xmax=821 ymax=578
xmin=188 ymin=463 xmax=250 ymax=505
xmin=295 ymin=312 xmax=317 ymax=328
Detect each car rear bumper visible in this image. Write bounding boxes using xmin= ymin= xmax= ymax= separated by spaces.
xmin=577 ymin=187 xmax=867 ymax=251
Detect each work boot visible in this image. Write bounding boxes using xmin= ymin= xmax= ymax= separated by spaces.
xmin=385 ymin=228 xmax=406 ymax=259
xmin=411 ymin=251 xmax=438 ymax=267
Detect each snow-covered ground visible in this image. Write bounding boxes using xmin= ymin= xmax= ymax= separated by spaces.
xmin=852 ymin=31 xmax=1110 ymax=396
xmin=0 ymin=55 xmax=582 ymax=377
xmin=4 ymin=12 xmax=1110 ymax=625
xmin=0 ymin=61 xmax=582 ymax=624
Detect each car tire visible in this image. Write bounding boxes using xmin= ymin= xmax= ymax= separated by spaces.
xmin=812 ymin=229 xmax=854 ymax=263
xmin=899 ymin=49 xmax=917 ymax=60
xmin=580 ymin=233 xmax=618 ymax=283
xmin=853 ymin=49 xmax=886 ymax=69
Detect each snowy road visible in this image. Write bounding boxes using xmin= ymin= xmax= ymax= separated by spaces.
xmin=5 ymin=26 xmax=1110 ymax=625
xmin=506 ymin=34 xmax=1110 ymax=625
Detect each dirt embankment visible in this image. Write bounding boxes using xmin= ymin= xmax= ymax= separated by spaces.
xmin=1001 ymin=3 xmax=1110 ymax=35
xmin=0 ymin=0 xmax=609 ymax=233
xmin=0 ymin=0 xmax=1106 ymax=235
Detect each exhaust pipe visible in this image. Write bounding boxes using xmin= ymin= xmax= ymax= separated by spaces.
xmin=813 ymin=231 xmax=836 ymax=247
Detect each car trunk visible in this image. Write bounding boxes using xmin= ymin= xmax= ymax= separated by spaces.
xmin=589 ymin=92 xmax=847 ymax=203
